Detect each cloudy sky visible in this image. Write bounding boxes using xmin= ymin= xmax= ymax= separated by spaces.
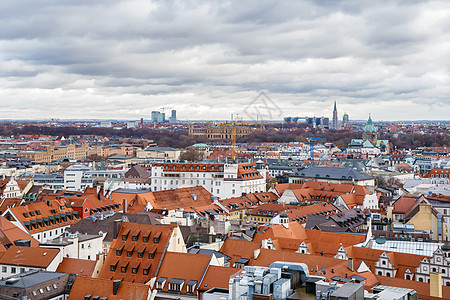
xmin=1 ymin=0 xmax=449 ymax=121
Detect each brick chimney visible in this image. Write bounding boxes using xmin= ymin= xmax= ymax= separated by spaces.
xmin=122 ymin=199 xmax=127 ymax=213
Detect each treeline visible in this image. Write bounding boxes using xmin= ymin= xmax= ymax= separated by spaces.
xmin=0 ymin=125 xmax=447 ymax=150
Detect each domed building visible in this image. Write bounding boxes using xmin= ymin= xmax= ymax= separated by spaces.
xmin=362 ymin=114 xmax=378 ymax=145
xmin=348 ymin=115 xmax=391 ymax=154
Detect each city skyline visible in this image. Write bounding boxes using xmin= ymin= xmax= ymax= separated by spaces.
xmin=1 ymin=1 xmax=450 ymax=121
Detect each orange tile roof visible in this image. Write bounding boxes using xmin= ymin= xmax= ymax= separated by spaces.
xmin=0 ymin=198 xmax=24 ymax=214
xmin=56 ymin=257 xmax=97 ymax=277
xmin=0 ymin=246 xmax=59 ymax=268
xmin=156 ymin=252 xmax=211 ymax=294
xmin=393 ymin=196 xmax=419 ymax=214
xmin=4 ymin=200 xmax=80 ymax=234
xmin=0 ymin=216 xmax=39 ymax=248
xmin=199 ymin=265 xmax=241 ymax=290
xmin=98 ymin=222 xmax=177 ymax=283
xmin=68 ymin=276 xmax=150 ymax=300
xmin=246 ymin=202 xmax=338 ymax=223
xmin=219 ymin=238 xmax=260 ymax=265
xmin=111 ymin=186 xmax=214 ymax=213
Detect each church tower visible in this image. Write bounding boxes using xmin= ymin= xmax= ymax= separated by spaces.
xmin=332 ymin=101 xmax=339 ymax=129
xmin=362 ymin=114 xmax=378 ymax=146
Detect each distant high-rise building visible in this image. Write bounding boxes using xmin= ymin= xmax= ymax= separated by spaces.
xmin=169 ymin=110 xmax=177 ymax=123
xmin=331 ymin=101 xmax=340 ymax=129
xmin=151 ymin=111 xmax=165 ymax=123
xmin=343 ymin=113 xmax=349 ymax=128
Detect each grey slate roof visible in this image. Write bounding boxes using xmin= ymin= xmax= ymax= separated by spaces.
xmin=0 ymin=270 xmax=70 ymax=289
xmin=290 ymin=166 xmax=374 ymax=181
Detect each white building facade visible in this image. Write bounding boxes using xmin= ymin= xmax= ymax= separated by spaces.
xmin=151 ymin=163 xmax=266 ymax=199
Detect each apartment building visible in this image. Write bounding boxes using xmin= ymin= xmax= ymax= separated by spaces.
xmin=151 ymin=162 xmax=266 ymax=199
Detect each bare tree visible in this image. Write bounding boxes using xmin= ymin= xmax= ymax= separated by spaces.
xmin=180 ymin=149 xmax=203 ymax=162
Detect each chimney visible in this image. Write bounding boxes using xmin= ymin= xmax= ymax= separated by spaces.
xmin=122 ymin=199 xmax=127 ymax=213
xmin=430 ymin=273 xmax=442 ymax=298
xmin=113 ymin=219 xmax=122 ymax=240
xmin=113 ymin=280 xmax=121 ymax=295
xmin=254 ymin=249 xmax=260 ymax=260
xmin=348 ymin=257 xmax=354 ymax=271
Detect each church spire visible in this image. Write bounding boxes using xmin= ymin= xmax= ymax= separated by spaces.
xmin=367 ymin=113 xmax=373 ymax=125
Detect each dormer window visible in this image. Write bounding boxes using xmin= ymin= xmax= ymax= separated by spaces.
xmin=154 ymin=232 xmax=161 ymax=244
xmin=110 ymin=262 xmax=117 ymax=271
xmin=29 ymin=211 xmax=35 ymax=217
xmin=156 ymin=277 xmax=167 ymax=290
xmin=132 ymin=232 xmax=140 ymax=242
xmin=169 ymin=279 xmax=185 ymax=292
xmin=127 ymin=249 xmax=134 ymax=257
xmin=121 ymin=263 xmax=128 ymax=273
xmin=35 ymin=210 xmax=41 ymax=215
xmin=186 ymin=280 xmax=197 ymax=294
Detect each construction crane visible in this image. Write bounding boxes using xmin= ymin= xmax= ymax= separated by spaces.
xmin=306 ymin=137 xmax=326 ymax=164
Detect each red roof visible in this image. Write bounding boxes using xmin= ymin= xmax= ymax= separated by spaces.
xmin=68 ymin=277 xmax=150 ymax=300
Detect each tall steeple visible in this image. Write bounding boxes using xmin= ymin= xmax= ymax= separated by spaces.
xmin=332 ymin=101 xmax=339 ymax=129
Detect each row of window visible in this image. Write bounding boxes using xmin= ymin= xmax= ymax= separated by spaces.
xmin=1 ymin=266 xmax=26 ymax=273
xmin=116 ymin=249 xmax=155 ymax=259
xmin=122 ymin=232 xmax=160 ymax=243
xmin=31 ymin=284 xmax=58 ymax=296
xmin=110 ymin=263 xmax=151 ymax=275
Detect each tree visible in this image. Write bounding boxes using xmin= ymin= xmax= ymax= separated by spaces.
xmin=374 ymin=175 xmax=387 ymax=188
xmin=180 ymin=149 xmax=203 ymax=162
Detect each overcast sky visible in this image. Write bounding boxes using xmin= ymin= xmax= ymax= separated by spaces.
xmin=1 ymin=0 xmax=449 ymax=121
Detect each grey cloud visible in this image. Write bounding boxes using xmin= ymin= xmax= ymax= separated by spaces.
xmin=0 ymin=0 xmax=448 ymax=120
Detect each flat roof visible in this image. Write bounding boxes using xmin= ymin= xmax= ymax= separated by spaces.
xmin=365 ymin=240 xmax=442 ymax=257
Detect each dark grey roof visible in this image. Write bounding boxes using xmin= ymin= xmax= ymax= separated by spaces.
xmin=235 ymin=258 xmax=250 ymax=264
xmin=169 ymin=278 xmax=185 ymax=285
xmin=112 ymin=188 xmax=150 ymax=194
xmin=187 ymin=248 xmax=231 ymax=261
xmin=187 ymin=280 xmax=198 ymax=286
xmin=66 ymin=212 xmax=161 ymax=242
xmin=291 ymin=166 xmax=374 ymax=181
xmin=0 ymin=270 xmax=70 ymax=289
xmin=146 ymin=146 xmax=178 ymax=151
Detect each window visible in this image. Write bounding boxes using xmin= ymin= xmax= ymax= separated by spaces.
xmin=132 ymin=267 xmax=138 ymax=274
xmin=39 ymin=288 xmax=44 ymax=294
xmin=32 ymin=291 xmax=37 ymax=296
xmin=81 ymin=244 xmax=85 ymax=249
xmin=143 ymin=236 xmax=149 ymax=243
xmin=110 ymin=264 xmax=116 ymax=271
xmin=116 ymin=249 xmax=122 ymax=256
xmin=138 ymin=252 xmax=143 ymax=258
xmin=11 ymin=267 xmax=16 ymax=274
xmin=46 ymin=286 xmax=51 ymax=291
xmin=149 ymin=252 xmax=155 ymax=259
xmin=20 ymin=268 xmax=25 ymax=273
xmin=122 ymin=234 xmax=128 ymax=241
xmin=127 ymin=250 xmax=133 ymax=257
xmin=143 ymin=268 xmax=149 ymax=275
xmin=121 ymin=265 xmax=127 ymax=273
